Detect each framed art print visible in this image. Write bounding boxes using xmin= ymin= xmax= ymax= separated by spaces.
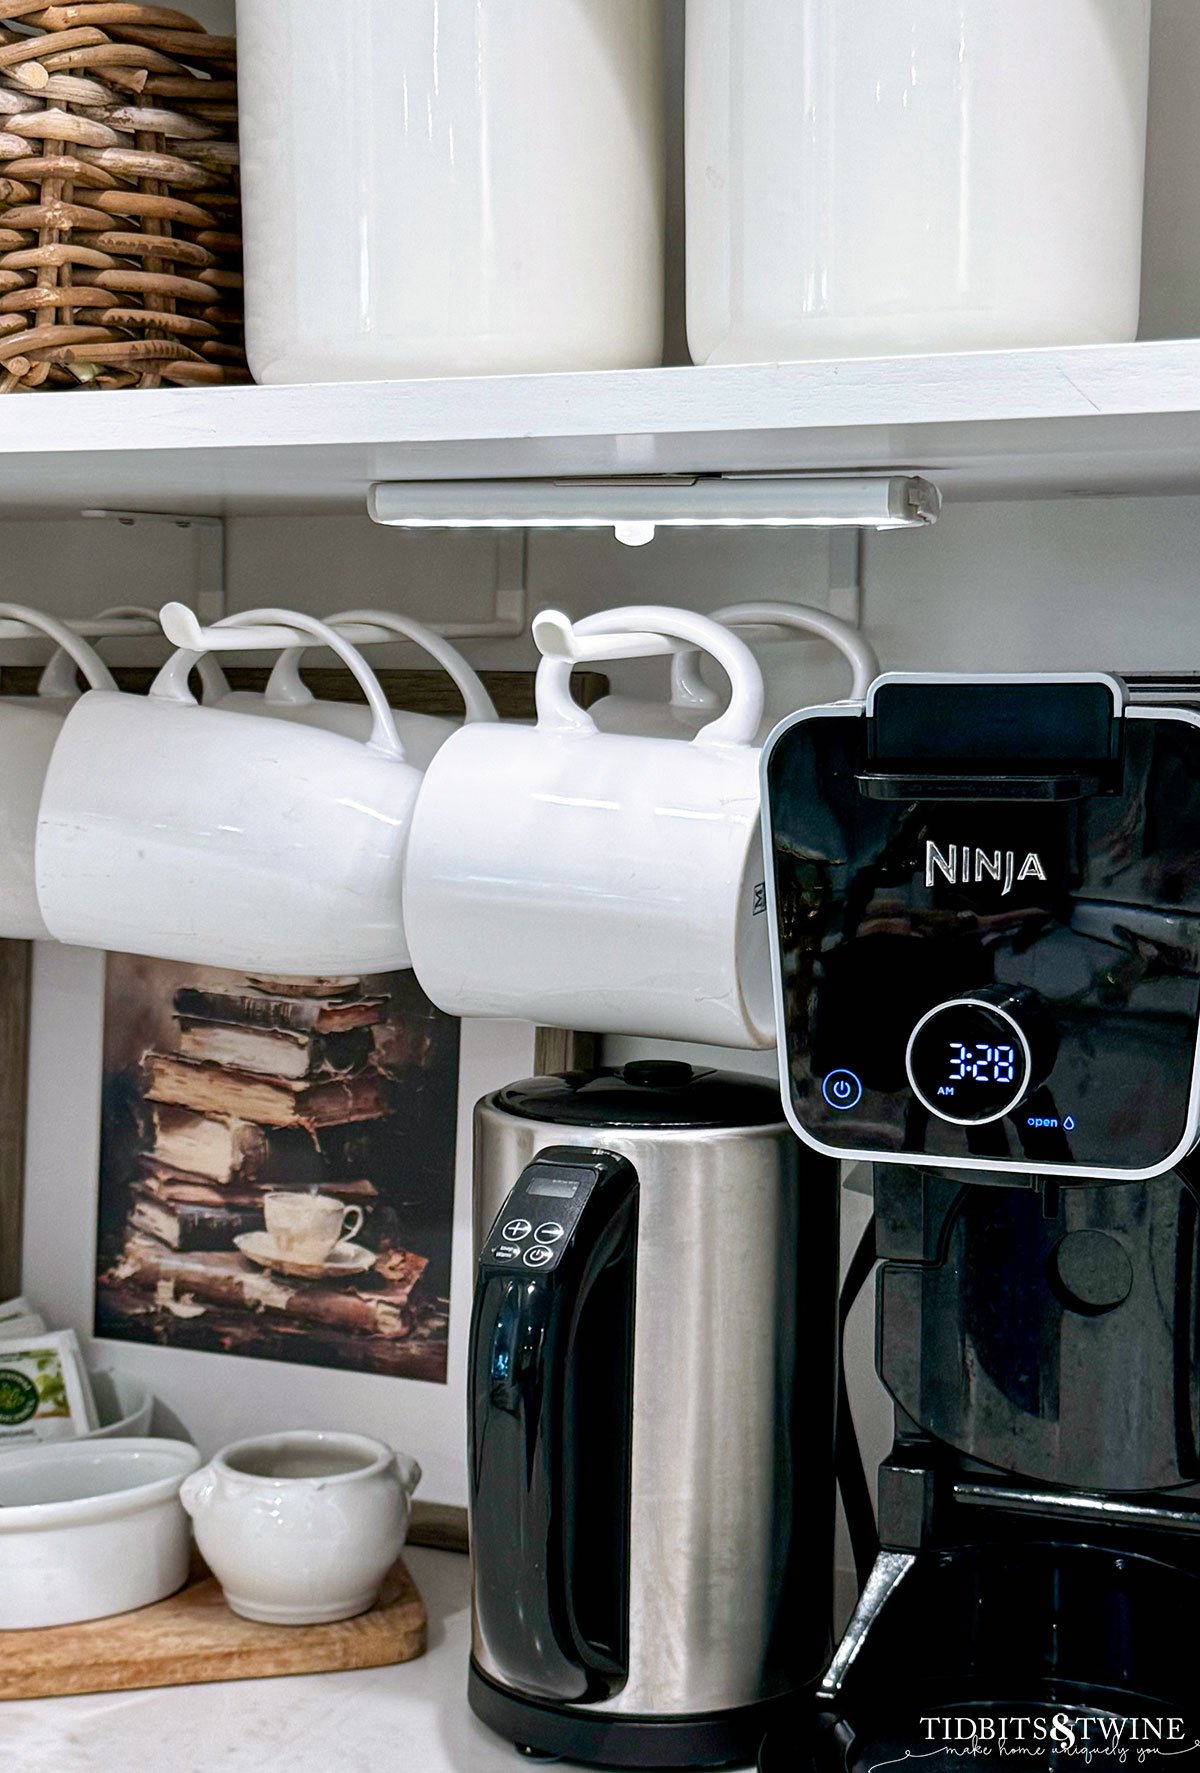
xmin=95 ymin=956 xmax=461 ymax=1384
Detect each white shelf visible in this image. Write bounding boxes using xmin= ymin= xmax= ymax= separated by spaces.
xmin=4 ymin=338 xmax=1200 ymax=516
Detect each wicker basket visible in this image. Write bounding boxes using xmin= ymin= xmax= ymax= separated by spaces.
xmin=0 ymin=2 xmax=245 ymax=391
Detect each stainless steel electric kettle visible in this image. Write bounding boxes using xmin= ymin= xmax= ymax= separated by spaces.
xmin=467 ymin=1061 xmax=838 ymax=1769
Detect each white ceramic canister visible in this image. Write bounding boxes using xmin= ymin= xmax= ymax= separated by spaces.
xmin=402 ymin=605 xmax=774 ymax=1049
xmin=237 ymin=0 xmax=665 ymax=383
xmin=181 ymin=1431 xmax=421 ymax=1625
xmin=686 ymin=0 xmax=1152 ymax=362
xmin=214 ymin=609 xmax=498 ymax=771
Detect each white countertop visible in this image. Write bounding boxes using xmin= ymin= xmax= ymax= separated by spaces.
xmin=2 ymin=1547 xmax=757 ymax=1773
xmin=3 ymin=1549 xmax=530 ymax=1773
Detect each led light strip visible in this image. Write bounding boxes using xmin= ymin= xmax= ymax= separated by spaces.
xmin=368 ymin=473 xmax=940 ymax=546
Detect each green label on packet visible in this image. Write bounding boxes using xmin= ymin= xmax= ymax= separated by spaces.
xmin=0 ymin=1366 xmax=40 ymax=1424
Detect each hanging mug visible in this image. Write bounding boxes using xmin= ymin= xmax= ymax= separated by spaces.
xmin=214 ymin=608 xmax=498 ymax=769
xmin=403 ymin=604 xmax=774 ymax=1048
xmin=590 ymin=600 xmax=879 ymax=737
xmin=0 ymin=605 xmax=117 ymax=940
xmin=36 ymin=607 xmax=425 ymax=974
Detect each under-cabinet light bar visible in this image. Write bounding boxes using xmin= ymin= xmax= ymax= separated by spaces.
xmin=368 ymin=474 xmax=940 ymax=546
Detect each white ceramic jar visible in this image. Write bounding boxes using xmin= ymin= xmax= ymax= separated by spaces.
xmin=237 ymin=0 xmax=665 ymax=382
xmin=686 ymin=0 xmax=1152 ymax=362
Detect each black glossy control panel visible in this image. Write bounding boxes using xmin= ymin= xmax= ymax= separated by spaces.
xmin=765 ymin=689 xmax=1200 ymax=1175
xmin=481 ymin=1155 xmax=608 ymax=1274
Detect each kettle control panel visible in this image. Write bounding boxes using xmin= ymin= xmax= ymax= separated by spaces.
xmin=763 ymin=677 xmax=1200 ymax=1179
xmin=480 ymin=1152 xmax=619 ymax=1275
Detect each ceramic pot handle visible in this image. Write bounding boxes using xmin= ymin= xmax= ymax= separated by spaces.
xmin=0 ymin=602 xmax=117 ymax=692
xmin=179 ymin=1465 xmax=215 ymax=1517
xmin=670 ymin=600 xmax=879 ymax=707
xmin=263 ymin=608 xmax=498 ymax=726
xmin=533 ymin=605 xmax=765 ymax=748
xmin=154 ymin=603 xmax=406 ymax=761
xmin=393 ymin=1452 xmax=422 ymax=1498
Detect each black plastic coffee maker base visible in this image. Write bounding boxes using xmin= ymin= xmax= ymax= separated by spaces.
xmin=760 ymin=1540 xmax=1200 ymax=1773
xmin=469 ymin=1660 xmax=799 ymax=1769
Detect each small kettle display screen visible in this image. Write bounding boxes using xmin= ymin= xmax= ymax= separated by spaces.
xmin=907 ymin=1003 xmax=1030 ymax=1125
xmin=526 ymin=1177 xmax=582 ymax=1199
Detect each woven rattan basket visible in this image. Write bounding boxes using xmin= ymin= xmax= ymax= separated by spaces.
xmin=0 ymin=2 xmax=245 ymax=390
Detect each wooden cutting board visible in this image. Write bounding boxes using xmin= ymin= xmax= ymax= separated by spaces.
xmin=0 ymin=1555 xmax=426 ymax=1701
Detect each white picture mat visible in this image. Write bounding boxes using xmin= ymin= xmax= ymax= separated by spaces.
xmin=20 ymin=940 xmax=536 ymax=1507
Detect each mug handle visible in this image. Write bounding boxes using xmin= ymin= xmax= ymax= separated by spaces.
xmin=153 ymin=605 xmax=407 ymax=762
xmin=0 ymin=602 xmax=117 ymax=693
xmin=263 ymin=609 xmax=499 ymax=726
xmin=36 ymin=605 xmax=234 ymax=704
xmin=670 ymin=600 xmax=880 ymax=708
xmin=533 ymin=605 xmax=765 ymax=749
xmin=340 ymin=1204 xmax=364 ymax=1244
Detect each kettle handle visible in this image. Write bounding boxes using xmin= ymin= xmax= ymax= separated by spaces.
xmin=468 ymin=1146 xmax=638 ymax=1704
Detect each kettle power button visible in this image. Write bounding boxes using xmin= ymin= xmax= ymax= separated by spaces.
xmin=822 ymin=1069 xmax=862 ymax=1111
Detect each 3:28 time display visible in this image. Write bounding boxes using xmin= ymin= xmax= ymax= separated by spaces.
xmin=948 ymin=1042 xmax=1016 ymax=1085
xmin=906 ymin=999 xmax=1033 ymax=1125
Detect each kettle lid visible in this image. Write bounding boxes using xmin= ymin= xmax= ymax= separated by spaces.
xmin=494 ymin=1061 xmax=785 ymax=1130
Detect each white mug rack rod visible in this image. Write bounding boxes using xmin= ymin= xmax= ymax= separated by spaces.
xmin=0 ymin=613 xmax=164 ymax=641
xmin=80 ymin=511 xmax=528 ymax=643
xmin=161 ymin=601 xmax=676 ymax=667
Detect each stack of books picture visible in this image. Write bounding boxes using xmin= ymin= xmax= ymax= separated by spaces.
xmin=96 ymin=967 xmax=459 ymax=1382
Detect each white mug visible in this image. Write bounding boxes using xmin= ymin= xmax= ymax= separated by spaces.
xmin=36 ymin=607 xmax=425 ymax=974
xmin=263 ymin=1192 xmax=364 ymax=1261
xmin=0 ymin=606 xmax=116 ymax=940
xmin=403 ymin=604 xmax=775 ymax=1049
xmin=591 ymin=600 xmax=879 ymax=737
xmin=214 ymin=608 xmax=498 ymax=770
xmin=181 ymin=1430 xmax=421 ymax=1625
xmin=35 ymin=605 xmax=234 ymax=708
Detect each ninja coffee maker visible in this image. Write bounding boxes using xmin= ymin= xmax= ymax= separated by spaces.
xmin=466 ymin=1063 xmax=838 ymax=1768
xmin=760 ymin=672 xmax=1200 ymax=1769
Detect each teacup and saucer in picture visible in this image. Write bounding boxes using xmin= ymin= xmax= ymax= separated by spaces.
xmin=235 ymin=1192 xmax=376 ymax=1281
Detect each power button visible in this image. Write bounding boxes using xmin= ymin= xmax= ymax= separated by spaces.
xmin=822 ymin=1069 xmax=863 ymax=1111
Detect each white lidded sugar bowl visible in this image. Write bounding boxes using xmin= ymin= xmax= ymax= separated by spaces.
xmin=180 ymin=1430 xmax=421 ymax=1625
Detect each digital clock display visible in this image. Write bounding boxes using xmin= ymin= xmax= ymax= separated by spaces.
xmin=948 ymin=1042 xmax=1016 ymax=1084
xmin=906 ymin=1001 xmax=1031 ymax=1125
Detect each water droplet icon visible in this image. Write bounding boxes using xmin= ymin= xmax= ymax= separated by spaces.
xmin=1063 ymin=1115 xmax=1076 ymax=1132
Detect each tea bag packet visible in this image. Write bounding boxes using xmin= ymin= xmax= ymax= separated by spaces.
xmin=0 ymin=1328 xmax=98 ymax=1443
xmin=0 ymin=1296 xmax=46 ymax=1337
